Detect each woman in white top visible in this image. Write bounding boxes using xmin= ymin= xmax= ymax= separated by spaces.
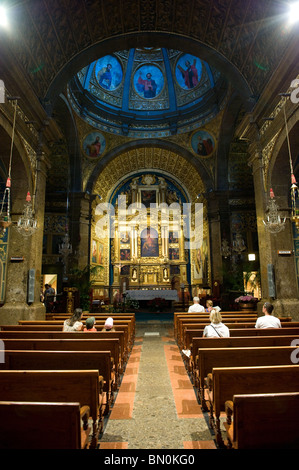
xmin=203 ymin=309 xmax=230 ymax=338
xmin=63 ymin=308 xmax=84 ymax=331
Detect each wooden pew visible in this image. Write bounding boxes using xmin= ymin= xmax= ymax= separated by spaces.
xmin=1 ymin=338 xmax=121 ymax=389
xmin=174 ymin=312 xmax=259 ymax=337
xmin=0 ymin=330 xmax=128 ymax=372
xmin=0 ymin=324 xmax=132 ymax=351
xmin=208 ymin=364 xmax=299 ymax=446
xmin=195 ymin=345 xmax=297 ymax=413
xmin=186 ymin=335 xmax=299 ymax=382
xmin=17 ymin=319 xmax=135 ymax=347
xmin=0 ymin=350 xmax=113 ymax=415
xmin=224 ymin=392 xmax=299 ymax=449
xmin=0 ymin=370 xmax=104 ymax=448
xmin=181 ymin=325 xmax=299 ymax=351
xmin=0 ymin=401 xmax=89 ymax=449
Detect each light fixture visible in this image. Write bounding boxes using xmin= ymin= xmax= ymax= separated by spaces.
xmin=248 ymin=253 xmax=256 ymax=261
xmin=280 ymin=93 xmax=299 ymax=229
xmin=0 ymin=97 xmax=17 ymax=235
xmin=263 ymin=187 xmax=286 ymax=233
xmin=288 ymin=1 xmax=299 ymax=25
xmin=0 ymin=6 xmax=8 ymax=28
xmin=16 ymin=191 xmax=38 ymax=237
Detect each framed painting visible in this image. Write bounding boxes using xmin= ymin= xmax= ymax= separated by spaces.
xmin=134 ymin=64 xmax=164 ymax=99
xmin=175 ymin=54 xmax=202 ymax=90
xmin=141 ymin=189 xmax=156 ymax=208
xmin=191 ymin=129 xmax=215 ymax=158
xmin=169 ymin=247 xmax=180 ymax=260
xmin=95 ymin=55 xmax=123 ymax=91
xmin=169 ymin=231 xmax=179 ymax=244
xmin=98 ymin=243 xmax=104 ymax=265
xmin=140 ymin=227 xmax=159 ymax=257
xmin=91 ymin=239 xmax=97 ymax=264
xmin=120 ymin=248 xmax=130 ymax=261
xmin=83 ymin=132 xmax=106 ymax=158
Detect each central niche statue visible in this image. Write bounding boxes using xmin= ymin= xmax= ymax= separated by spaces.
xmin=141 ymin=227 xmax=159 ymax=257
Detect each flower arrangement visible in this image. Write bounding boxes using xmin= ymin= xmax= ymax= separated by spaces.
xmin=234 ymin=294 xmax=258 ymax=304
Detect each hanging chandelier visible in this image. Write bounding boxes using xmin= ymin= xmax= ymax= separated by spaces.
xmin=16 ymin=191 xmax=37 ymax=237
xmin=0 ymin=97 xmax=17 ymax=235
xmin=263 ymin=187 xmax=286 ymax=233
xmin=281 ymin=95 xmax=299 ymax=229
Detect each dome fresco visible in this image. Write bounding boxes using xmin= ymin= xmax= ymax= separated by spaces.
xmin=68 ymin=48 xmax=228 ymax=138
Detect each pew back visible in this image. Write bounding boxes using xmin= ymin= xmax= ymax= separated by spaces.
xmin=231 ymin=392 xmax=299 ymax=449
xmin=0 ymin=401 xmax=84 ymax=449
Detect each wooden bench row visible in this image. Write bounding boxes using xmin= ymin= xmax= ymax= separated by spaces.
xmin=0 ymin=315 xmax=136 ymax=448
xmin=0 ymin=369 xmax=105 ymax=449
xmin=182 ymin=337 xmax=299 ymax=448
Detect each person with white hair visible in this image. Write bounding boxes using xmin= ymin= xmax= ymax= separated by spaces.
xmin=102 ymin=317 xmax=115 ymax=332
xmin=203 ymin=309 xmax=230 ymax=338
xmin=188 ymin=296 xmax=205 ymax=312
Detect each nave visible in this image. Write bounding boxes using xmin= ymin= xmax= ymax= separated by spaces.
xmin=99 ymin=320 xmax=216 ymax=450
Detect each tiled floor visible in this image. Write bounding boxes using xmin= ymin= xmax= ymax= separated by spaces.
xmin=99 ymin=321 xmax=217 ymax=450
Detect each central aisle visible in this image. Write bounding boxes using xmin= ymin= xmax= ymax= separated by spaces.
xmin=99 ymin=321 xmax=217 ymax=450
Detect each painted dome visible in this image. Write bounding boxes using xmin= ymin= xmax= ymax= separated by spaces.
xmin=68 ymin=48 xmax=228 ymax=138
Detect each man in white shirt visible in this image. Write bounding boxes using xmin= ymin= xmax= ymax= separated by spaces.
xmin=188 ymin=296 xmax=205 ymax=312
xmin=255 ymin=302 xmax=281 ymax=329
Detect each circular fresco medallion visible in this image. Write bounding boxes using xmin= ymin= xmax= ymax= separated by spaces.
xmin=95 ymin=55 xmax=123 ymax=91
xmin=83 ymin=132 xmax=106 ymax=158
xmin=175 ymin=54 xmax=202 ymax=90
xmin=191 ymin=129 xmax=215 ymax=158
xmin=134 ymin=64 xmax=164 ymax=99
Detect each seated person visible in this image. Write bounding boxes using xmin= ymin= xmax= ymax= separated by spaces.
xmin=203 ymin=309 xmax=230 ymax=337
xmin=84 ymin=316 xmax=97 ymax=332
xmin=188 ymin=296 xmax=205 ymax=313
xmin=63 ymin=308 xmax=84 ymax=331
xmin=255 ymin=302 xmax=281 ymax=328
xmin=205 ymin=300 xmax=213 ymax=312
xmin=102 ymin=317 xmax=115 ymax=331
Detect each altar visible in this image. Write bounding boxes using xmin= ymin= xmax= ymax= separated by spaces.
xmin=124 ymin=289 xmax=178 ymax=301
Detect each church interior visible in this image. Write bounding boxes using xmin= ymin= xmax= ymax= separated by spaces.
xmin=0 ymin=0 xmax=299 ymax=451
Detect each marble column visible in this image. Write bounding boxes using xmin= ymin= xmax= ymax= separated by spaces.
xmin=249 ymin=141 xmax=299 ymax=317
xmin=0 ymin=152 xmax=50 ymax=324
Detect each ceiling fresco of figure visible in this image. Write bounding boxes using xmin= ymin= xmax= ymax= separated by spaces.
xmin=68 ymin=48 xmax=227 ymax=138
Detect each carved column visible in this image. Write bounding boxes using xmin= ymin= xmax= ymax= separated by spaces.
xmin=0 ymin=152 xmax=50 ymax=324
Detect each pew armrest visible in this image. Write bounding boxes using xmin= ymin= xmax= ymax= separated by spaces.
xmin=80 ymin=405 xmax=91 ymax=430
xmin=206 ymin=373 xmax=213 ymax=391
xmin=225 ymin=400 xmax=234 ymax=425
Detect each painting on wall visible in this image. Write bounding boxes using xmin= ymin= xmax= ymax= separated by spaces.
xmin=141 ymin=189 xmax=156 ymax=208
xmin=169 ymin=231 xmax=179 ymax=244
xmin=95 ymin=55 xmax=123 ymax=91
xmin=175 ymin=54 xmax=202 ymax=90
xmin=120 ymin=248 xmax=130 ymax=261
xmin=141 ymin=228 xmax=159 ymax=257
xmin=119 ymin=231 xmax=130 ymax=244
xmin=193 ymin=237 xmax=209 ymax=282
xmin=169 ymin=247 xmax=180 ymax=260
xmin=134 ymin=65 xmax=164 ymax=99
xmin=83 ymin=132 xmax=106 ymax=158
xmin=98 ymin=243 xmax=104 ymax=265
xmin=91 ymin=239 xmax=97 ymax=264
xmin=191 ymin=129 xmax=215 ymax=157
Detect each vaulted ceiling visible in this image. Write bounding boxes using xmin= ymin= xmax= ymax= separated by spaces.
xmin=0 ymin=0 xmax=297 ymax=199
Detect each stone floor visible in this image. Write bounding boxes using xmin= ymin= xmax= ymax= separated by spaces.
xmin=99 ymin=320 xmax=218 ymax=450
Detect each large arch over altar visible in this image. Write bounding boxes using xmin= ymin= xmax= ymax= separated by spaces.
xmin=88 ymin=146 xmax=210 ymax=303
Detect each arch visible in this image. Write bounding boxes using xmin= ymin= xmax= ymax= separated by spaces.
xmin=45 ymin=32 xmax=253 ymax=114
xmin=87 ymin=141 xmax=212 ymax=198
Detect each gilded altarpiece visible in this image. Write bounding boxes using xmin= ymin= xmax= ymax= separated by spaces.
xmin=90 ymin=173 xmax=210 ymax=298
